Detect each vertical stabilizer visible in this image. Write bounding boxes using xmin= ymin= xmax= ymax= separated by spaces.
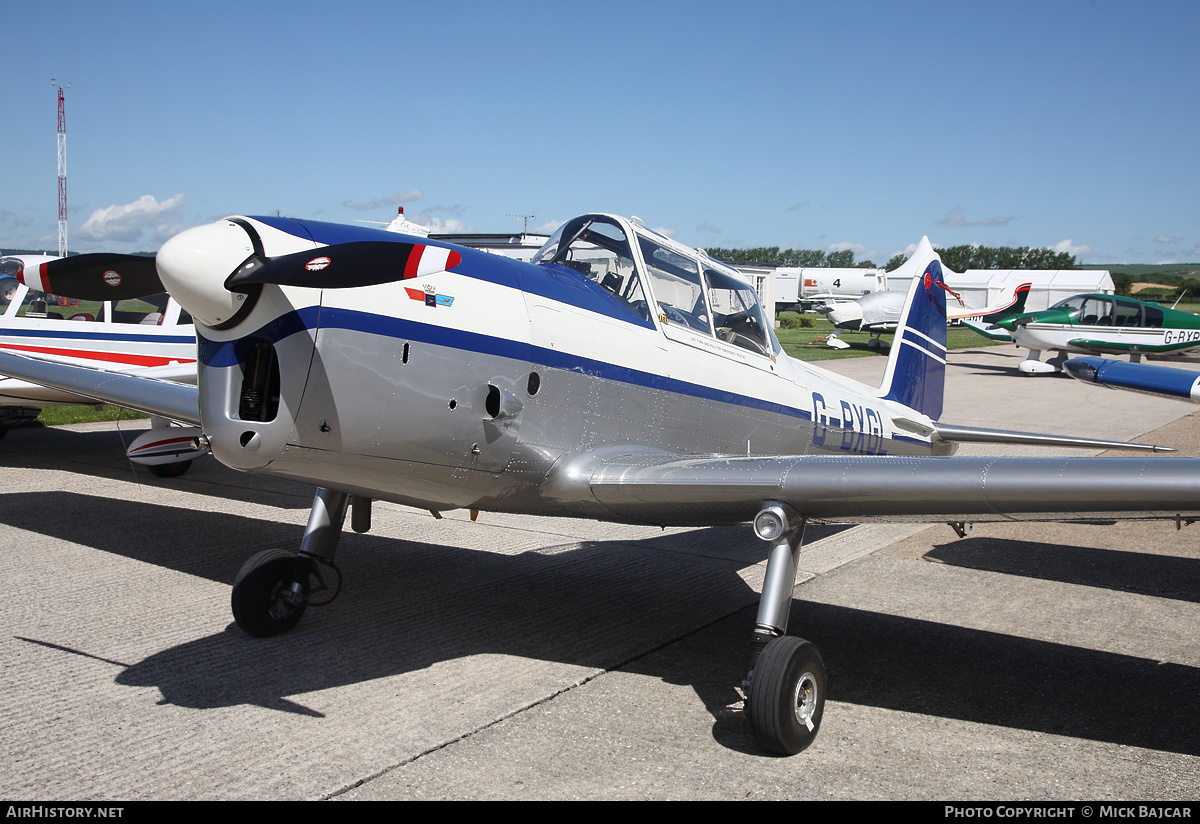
xmin=877 ymin=237 xmax=948 ymax=420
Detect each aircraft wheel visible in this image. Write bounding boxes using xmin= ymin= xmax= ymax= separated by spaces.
xmin=747 ymin=636 xmax=825 ymax=755
xmin=231 ymin=549 xmax=309 ymax=637
xmin=148 ymin=459 xmax=192 ymax=478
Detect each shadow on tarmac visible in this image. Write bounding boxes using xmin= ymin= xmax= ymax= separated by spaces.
xmin=7 ymin=490 xmax=1199 ymax=758
xmin=0 ymin=426 xmax=312 ymax=510
xmin=927 ymin=537 xmax=1200 ymax=603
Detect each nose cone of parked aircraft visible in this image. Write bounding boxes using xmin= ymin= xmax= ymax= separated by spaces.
xmin=157 ymin=220 xmax=257 ymax=328
xmin=993 ymin=313 xmax=1034 ymax=331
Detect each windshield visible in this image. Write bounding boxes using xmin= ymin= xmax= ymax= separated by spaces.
xmin=532 ymin=216 xmax=651 ymax=322
xmin=704 ymin=267 xmax=772 ymax=355
xmin=638 ymin=236 xmax=711 ymax=335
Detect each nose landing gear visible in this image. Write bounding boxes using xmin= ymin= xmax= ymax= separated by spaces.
xmin=230 ymin=487 xmax=349 ymax=637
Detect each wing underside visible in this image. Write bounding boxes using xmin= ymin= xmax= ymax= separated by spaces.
xmin=0 ymin=352 xmax=200 ymax=425
xmin=570 ymin=450 xmax=1200 ymax=526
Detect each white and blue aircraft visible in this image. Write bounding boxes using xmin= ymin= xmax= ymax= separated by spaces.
xmin=2 ymin=213 xmax=1199 ymax=755
xmin=0 ymin=254 xmax=206 ymax=474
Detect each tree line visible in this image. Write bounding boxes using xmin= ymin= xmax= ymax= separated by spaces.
xmin=706 ymin=244 xmax=1076 ymax=272
xmin=704 ymin=246 xmax=860 ymax=268
xmin=900 ymin=245 xmax=1076 ymax=272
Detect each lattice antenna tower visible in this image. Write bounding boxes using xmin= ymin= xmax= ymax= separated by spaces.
xmin=507 ymin=212 xmax=536 ymax=235
xmin=52 ymin=80 xmax=70 ymax=257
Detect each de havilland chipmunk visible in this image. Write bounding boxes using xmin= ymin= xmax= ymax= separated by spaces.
xmin=3 ymin=212 xmax=1200 ymax=756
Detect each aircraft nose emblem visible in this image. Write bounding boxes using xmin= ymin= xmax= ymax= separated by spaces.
xmin=305 ymin=256 xmax=332 ymax=271
xmin=103 ymin=270 xmax=122 ymax=286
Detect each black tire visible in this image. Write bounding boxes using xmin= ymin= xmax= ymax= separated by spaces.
xmin=148 ymin=459 xmax=192 ymax=478
xmin=747 ymin=636 xmax=825 ymax=755
xmin=231 ymin=549 xmax=308 ymax=637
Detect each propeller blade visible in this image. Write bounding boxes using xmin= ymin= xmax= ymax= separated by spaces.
xmin=224 ymin=241 xmax=462 ymax=292
xmin=19 ymin=254 xmax=163 ymax=301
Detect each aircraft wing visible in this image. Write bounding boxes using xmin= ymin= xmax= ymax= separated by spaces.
xmin=0 ymin=351 xmax=200 ymax=425
xmin=959 ymin=318 xmax=1012 ymax=342
xmin=561 ymin=449 xmax=1200 ymax=527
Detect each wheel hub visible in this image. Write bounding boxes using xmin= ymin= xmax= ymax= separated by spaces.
xmin=267 ymin=581 xmax=305 ymax=621
xmin=792 ymin=671 xmax=818 ymax=732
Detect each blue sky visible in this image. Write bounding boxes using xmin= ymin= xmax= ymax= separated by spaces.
xmin=3 ymin=0 xmax=1197 ymax=264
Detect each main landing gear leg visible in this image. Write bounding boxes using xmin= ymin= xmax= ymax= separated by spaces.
xmin=744 ymin=503 xmax=826 ymax=755
xmin=231 ymin=487 xmax=349 ymax=637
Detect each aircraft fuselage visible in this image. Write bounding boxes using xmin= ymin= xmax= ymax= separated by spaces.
xmin=181 ymin=216 xmax=947 ymax=522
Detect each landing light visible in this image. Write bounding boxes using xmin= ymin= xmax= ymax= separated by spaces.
xmin=753 ymin=504 xmax=791 ymax=542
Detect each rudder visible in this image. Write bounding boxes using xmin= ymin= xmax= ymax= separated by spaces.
xmin=877 ymin=237 xmax=948 ymax=420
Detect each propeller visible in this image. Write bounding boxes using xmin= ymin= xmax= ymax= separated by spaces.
xmin=12 ymin=237 xmax=460 ymax=308
xmin=16 ymin=253 xmax=163 ymax=301
xmin=224 ymin=241 xmax=462 ymax=292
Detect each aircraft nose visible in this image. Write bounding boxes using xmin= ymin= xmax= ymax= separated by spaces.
xmin=157 ymin=220 xmax=257 ymax=328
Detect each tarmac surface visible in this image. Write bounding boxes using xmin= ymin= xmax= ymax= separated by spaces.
xmin=1 ymin=346 xmax=1198 ymax=800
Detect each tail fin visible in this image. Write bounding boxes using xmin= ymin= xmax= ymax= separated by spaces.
xmin=982 ymin=281 xmax=1031 ymax=323
xmin=877 ymin=237 xmax=948 ymax=420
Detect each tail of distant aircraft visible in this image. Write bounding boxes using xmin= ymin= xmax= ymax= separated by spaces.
xmin=982 ymin=281 xmax=1031 ymax=323
xmin=959 ymin=281 xmax=1032 ymax=342
xmin=877 ymin=237 xmax=948 ymax=420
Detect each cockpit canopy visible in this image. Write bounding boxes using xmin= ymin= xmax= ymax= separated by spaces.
xmin=532 ymin=214 xmax=778 ymax=356
xmin=1049 ymin=294 xmax=1164 ymax=329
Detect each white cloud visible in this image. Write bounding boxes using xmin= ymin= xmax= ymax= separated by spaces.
xmin=1154 ymin=235 xmax=1177 ymax=244
xmin=937 ymin=207 xmax=1015 ymax=228
xmin=825 ymin=241 xmax=879 ymax=261
xmin=342 ymin=189 xmax=424 ymax=211
xmin=533 ymin=219 xmax=565 ymax=235
xmin=825 ymin=241 xmax=863 ymax=254
xmin=1053 ymin=239 xmax=1093 ymax=259
xmin=651 ymin=226 xmax=677 ymax=238
xmin=76 ymin=194 xmax=187 ymax=244
xmin=407 ymin=213 xmax=473 ymax=234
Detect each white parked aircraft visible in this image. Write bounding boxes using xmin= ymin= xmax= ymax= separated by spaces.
xmin=0 ymin=254 xmax=204 ymax=473
xmin=1 ymin=214 xmax=1197 ymax=755
xmin=823 ymin=278 xmax=1032 ymax=348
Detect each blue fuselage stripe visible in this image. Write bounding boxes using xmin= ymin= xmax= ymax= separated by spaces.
xmin=0 ymin=327 xmax=192 ymax=344
xmin=200 ymin=306 xmax=816 ymax=424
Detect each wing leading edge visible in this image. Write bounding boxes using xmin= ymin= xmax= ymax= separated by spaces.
xmin=565 ymin=450 xmax=1200 ymax=526
xmin=0 ymin=352 xmax=200 ymax=426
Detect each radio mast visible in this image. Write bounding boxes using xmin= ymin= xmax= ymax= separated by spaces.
xmin=52 ymin=80 xmax=69 ymax=257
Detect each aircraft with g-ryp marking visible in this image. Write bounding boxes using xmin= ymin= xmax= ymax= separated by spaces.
xmin=3 ymin=212 xmax=1199 ymax=756
xmin=993 ymin=292 xmax=1200 ymax=374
